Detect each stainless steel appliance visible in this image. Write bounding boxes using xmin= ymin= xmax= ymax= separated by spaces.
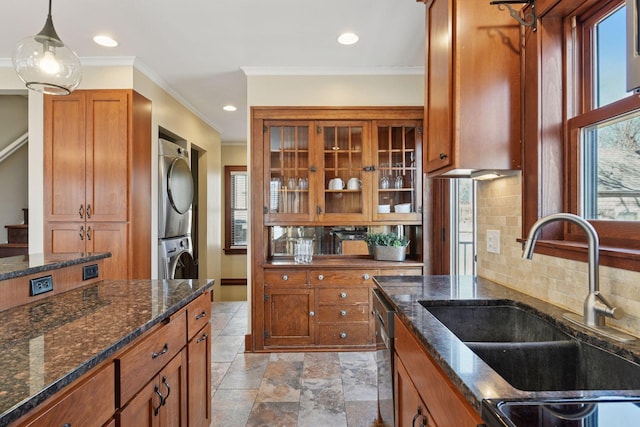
xmin=159 ymin=235 xmax=196 ymax=279
xmin=373 ymin=288 xmax=396 ymax=427
xmin=159 ymin=139 xmax=194 ymax=239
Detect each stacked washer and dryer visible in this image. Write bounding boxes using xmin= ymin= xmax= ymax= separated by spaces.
xmin=158 ymin=139 xmax=196 ymax=279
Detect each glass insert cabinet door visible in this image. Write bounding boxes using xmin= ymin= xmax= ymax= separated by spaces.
xmin=318 ymin=121 xmax=371 ymax=221
xmin=374 ymin=121 xmax=423 ymax=221
xmin=266 ymin=121 xmax=313 ymax=220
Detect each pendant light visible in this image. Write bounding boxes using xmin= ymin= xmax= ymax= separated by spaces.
xmin=12 ymin=0 xmax=81 ymax=95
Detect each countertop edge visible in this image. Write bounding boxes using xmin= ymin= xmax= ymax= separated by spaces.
xmin=0 ymin=253 xmax=112 ymax=281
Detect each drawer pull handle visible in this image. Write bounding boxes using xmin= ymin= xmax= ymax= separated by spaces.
xmin=340 ymin=292 xmax=347 ymax=299
xmin=340 ymin=310 xmax=347 ymax=316
xmin=161 ymin=375 xmax=171 ymax=405
xmin=340 ymin=332 xmax=347 ymax=339
xmin=318 ymin=274 xmax=324 ymax=280
xmin=152 ymin=343 xmax=169 ymax=359
xmin=196 ymin=332 xmax=208 ymax=343
xmin=153 ymin=384 xmax=164 ymax=416
xmin=363 ymin=274 xmax=370 ymax=280
xmin=282 ymin=275 xmax=288 ymax=281
xmin=309 ymin=311 xmax=315 ymax=317
xmin=86 ymin=204 xmax=92 ymax=219
xmin=79 ymin=204 xmax=84 ymax=219
xmin=63 ymin=424 xmax=71 ymax=427
xmin=195 ymin=310 xmax=207 ymax=320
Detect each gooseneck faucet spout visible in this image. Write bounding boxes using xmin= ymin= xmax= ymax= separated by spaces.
xmin=522 ymin=213 xmax=633 ymax=341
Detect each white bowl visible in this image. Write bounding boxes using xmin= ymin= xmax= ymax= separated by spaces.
xmin=377 ymin=204 xmax=391 ymax=213
xmin=394 ymin=203 xmax=411 ymax=213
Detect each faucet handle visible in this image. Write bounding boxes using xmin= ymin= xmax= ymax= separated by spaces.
xmin=594 ymin=291 xmax=624 ymax=320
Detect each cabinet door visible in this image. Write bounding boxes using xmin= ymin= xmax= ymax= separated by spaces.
xmin=394 ymin=353 xmax=437 ymax=427
xmin=46 ymin=222 xmax=86 ymax=254
xmin=86 ymin=91 xmax=129 ymax=222
xmin=264 ymin=287 xmax=315 ymax=347
xmin=44 ymin=93 xmax=87 ymax=222
xmin=374 ymin=120 xmax=423 ymax=222
xmin=119 ymin=350 xmax=187 ymax=427
xmin=188 ymin=323 xmax=211 ymax=427
xmin=424 ymin=0 xmax=453 ymax=173
xmin=264 ymin=121 xmax=315 ymax=223
xmin=317 ymin=121 xmax=371 ymax=223
xmin=87 ymin=222 xmax=128 ymax=279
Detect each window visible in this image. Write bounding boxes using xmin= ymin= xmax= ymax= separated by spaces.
xmin=224 ymin=166 xmax=248 ymax=254
xmin=524 ymin=0 xmax=640 ymax=271
xmin=567 ymin=0 xmax=640 ymax=249
xmin=451 ymin=179 xmax=476 ymax=275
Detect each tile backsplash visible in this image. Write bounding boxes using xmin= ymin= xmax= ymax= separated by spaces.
xmin=476 ymin=173 xmax=640 ymax=337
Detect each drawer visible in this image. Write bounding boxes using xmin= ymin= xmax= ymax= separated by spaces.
xmin=187 ymin=291 xmax=211 ymax=340
xmin=309 ymin=269 xmax=377 ymax=285
xmin=24 ymin=364 xmax=115 ymax=427
xmin=116 ymin=311 xmax=186 ymax=405
xmin=264 ymin=270 xmax=308 ymax=286
xmin=316 ymin=304 xmax=370 ymax=322
xmin=317 ymin=323 xmax=370 ymax=346
xmin=317 ymin=287 xmax=369 ymax=304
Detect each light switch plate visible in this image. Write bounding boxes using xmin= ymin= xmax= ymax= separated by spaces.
xmin=487 ymin=229 xmax=500 ymax=254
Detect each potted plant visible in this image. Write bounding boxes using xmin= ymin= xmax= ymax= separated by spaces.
xmin=364 ymin=232 xmax=410 ymax=261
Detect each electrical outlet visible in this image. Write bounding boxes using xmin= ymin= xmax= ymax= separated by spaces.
xmin=30 ymin=275 xmax=54 ymax=296
xmin=83 ymin=264 xmax=99 ymax=280
xmin=487 ymin=229 xmax=501 ymax=254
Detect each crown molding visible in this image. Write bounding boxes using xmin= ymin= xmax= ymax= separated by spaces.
xmin=241 ymin=66 xmax=424 ymax=76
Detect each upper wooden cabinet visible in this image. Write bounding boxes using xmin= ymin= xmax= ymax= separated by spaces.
xmin=422 ymin=0 xmax=521 ymax=176
xmin=44 ymin=89 xmax=152 ymax=279
xmin=256 ymin=107 xmax=423 ymax=225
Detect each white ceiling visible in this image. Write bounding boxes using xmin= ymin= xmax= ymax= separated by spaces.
xmin=0 ymin=0 xmax=426 ymax=142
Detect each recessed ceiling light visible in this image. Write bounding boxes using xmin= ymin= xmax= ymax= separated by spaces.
xmin=93 ymin=35 xmax=118 ymax=48
xmin=223 ymin=105 xmax=237 ymax=112
xmin=338 ymin=32 xmax=359 ymax=45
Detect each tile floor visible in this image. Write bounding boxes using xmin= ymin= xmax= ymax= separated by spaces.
xmin=210 ymin=301 xmax=380 ymax=427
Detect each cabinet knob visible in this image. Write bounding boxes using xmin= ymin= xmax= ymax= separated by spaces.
xmin=310 ymin=166 xmax=317 ymax=172
xmin=309 ymin=311 xmax=315 ymax=317
xmin=363 ymin=273 xmax=370 ymax=280
xmin=282 ymin=275 xmax=288 ymax=281
xmin=340 ymin=292 xmax=347 ymax=299
xmin=340 ymin=310 xmax=347 ymax=316
xmin=317 ymin=274 xmax=324 ymax=281
xmin=439 ymin=153 xmax=448 ymax=160
xmin=340 ymin=332 xmax=347 ymax=339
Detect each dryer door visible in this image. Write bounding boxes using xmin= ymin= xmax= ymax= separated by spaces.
xmin=167 ymin=157 xmax=194 ymax=214
xmin=170 ymin=251 xmax=196 ymax=279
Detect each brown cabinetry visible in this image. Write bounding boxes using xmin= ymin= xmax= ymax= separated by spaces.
xmin=44 ymin=89 xmax=151 ymax=279
xmin=260 ymin=267 xmax=421 ymax=351
xmin=119 ymin=349 xmax=187 ymax=427
xmin=394 ymin=316 xmax=482 ymax=427
xmin=186 ymin=292 xmax=212 ymax=427
xmin=257 ymin=108 xmax=423 ymax=225
xmin=422 ymin=0 xmax=520 ymax=176
xmin=20 ymin=364 xmax=115 ymax=427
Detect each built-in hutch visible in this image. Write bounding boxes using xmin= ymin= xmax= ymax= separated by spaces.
xmin=250 ymin=107 xmax=425 ymax=352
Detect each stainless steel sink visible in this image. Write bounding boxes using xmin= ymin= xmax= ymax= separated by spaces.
xmin=420 ymin=300 xmax=640 ymax=392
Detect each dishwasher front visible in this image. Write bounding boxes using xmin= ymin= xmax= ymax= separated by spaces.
xmin=372 ymin=288 xmax=395 ymax=427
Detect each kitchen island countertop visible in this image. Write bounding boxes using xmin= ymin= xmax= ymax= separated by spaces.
xmin=0 ymin=277 xmax=214 ymax=425
xmin=373 ymin=275 xmax=640 ymax=419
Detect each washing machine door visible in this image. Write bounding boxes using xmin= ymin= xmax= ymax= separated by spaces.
xmin=167 ymin=157 xmax=194 ymax=214
xmin=170 ymin=251 xmax=196 ymax=279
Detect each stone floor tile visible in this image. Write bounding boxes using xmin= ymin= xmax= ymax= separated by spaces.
xmin=211 ymin=335 xmax=245 ymax=363
xmin=211 ymin=388 xmax=257 ymax=427
xmin=345 ymin=400 xmax=380 ymax=427
xmin=219 ymin=353 xmax=270 ymax=390
xmin=298 ymin=378 xmax=348 ymax=427
xmin=302 ymin=352 xmax=342 ymax=379
xmin=256 ymin=360 xmax=303 ymax=402
xmin=246 ymin=402 xmax=299 ymax=427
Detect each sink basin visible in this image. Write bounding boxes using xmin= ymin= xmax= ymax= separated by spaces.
xmin=419 ymin=300 xmax=571 ymax=342
xmin=420 ymin=300 xmax=640 ymax=391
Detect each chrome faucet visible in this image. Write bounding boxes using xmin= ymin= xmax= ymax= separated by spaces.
xmin=522 ymin=213 xmax=634 ymax=342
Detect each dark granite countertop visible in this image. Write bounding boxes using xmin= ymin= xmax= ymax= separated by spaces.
xmin=0 ymin=278 xmax=214 ymax=426
xmin=373 ymin=275 xmax=640 ymax=421
xmin=0 ymin=252 xmax=111 ymax=281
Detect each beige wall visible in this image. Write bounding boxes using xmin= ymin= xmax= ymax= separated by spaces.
xmin=220 ymin=143 xmax=248 ymax=301
xmin=0 ymin=95 xmax=28 ymax=243
xmin=0 ymin=64 xmax=222 ymax=293
xmin=476 ymin=174 xmax=640 ymax=337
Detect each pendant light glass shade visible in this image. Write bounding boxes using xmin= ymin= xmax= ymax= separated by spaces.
xmin=12 ymin=0 xmax=81 ymax=95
